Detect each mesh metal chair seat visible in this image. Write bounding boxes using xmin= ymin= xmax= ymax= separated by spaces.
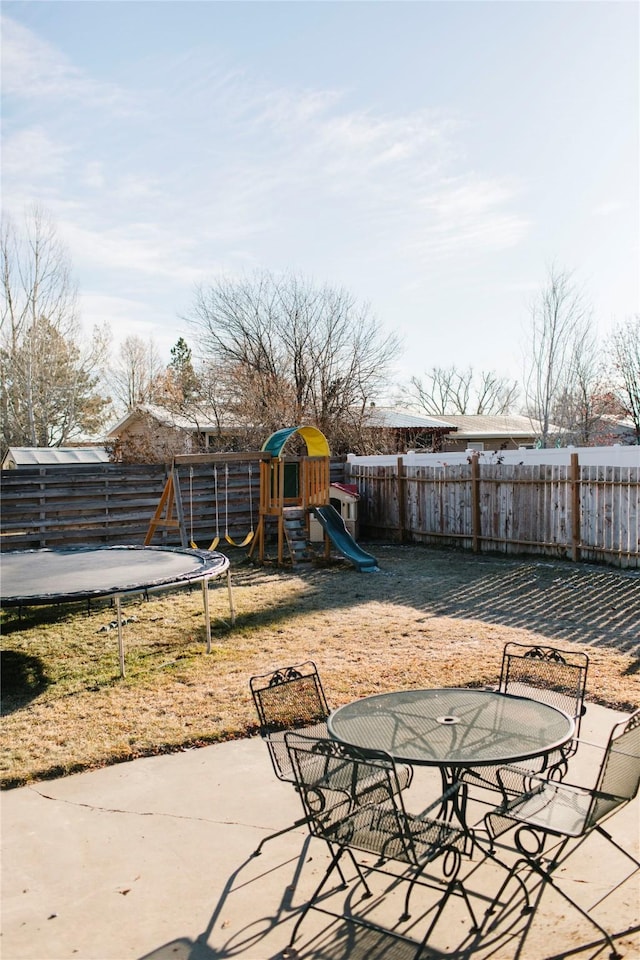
xmin=483 ymin=707 xmax=640 ymax=960
xmin=283 ymin=734 xmax=478 ymax=959
xmin=461 ymin=643 xmax=589 ymax=797
xmin=249 ymin=661 xmax=413 ymax=856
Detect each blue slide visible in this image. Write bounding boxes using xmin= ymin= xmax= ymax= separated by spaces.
xmin=311 ymin=505 xmax=379 ymax=572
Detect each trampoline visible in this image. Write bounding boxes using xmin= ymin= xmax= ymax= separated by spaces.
xmin=0 ymin=545 xmax=235 ymax=677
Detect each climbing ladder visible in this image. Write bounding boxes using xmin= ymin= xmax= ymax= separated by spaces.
xmin=282 ymin=507 xmax=312 ymax=565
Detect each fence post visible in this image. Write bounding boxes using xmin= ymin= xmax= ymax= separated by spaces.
xmin=397 ymin=456 xmax=406 ymax=543
xmin=471 ymin=453 xmax=481 ymax=553
xmin=571 ymin=452 xmax=581 ymax=562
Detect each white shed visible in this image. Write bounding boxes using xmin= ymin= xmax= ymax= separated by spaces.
xmin=2 ymin=447 xmax=110 ymax=469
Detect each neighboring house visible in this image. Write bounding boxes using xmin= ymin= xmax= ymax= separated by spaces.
xmin=107 ymin=402 xmax=458 ymax=460
xmin=105 ymin=403 xmax=259 ymax=462
xmin=105 ymin=403 xmax=562 ymax=460
xmin=2 ymin=446 xmax=111 ymax=469
xmin=436 ymin=414 xmax=550 ymax=451
xmin=362 ymin=405 xmax=456 ymax=451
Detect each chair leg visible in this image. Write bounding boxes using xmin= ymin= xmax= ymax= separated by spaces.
xmin=254 ymin=820 xmax=350 ymax=889
xmin=481 ymin=856 xmax=533 ymax=932
xmin=344 ymin=847 xmax=373 ymax=899
xmin=411 ymin=875 xmax=479 ymax=960
xmin=252 ymin=813 xmax=311 ymax=856
xmin=287 ymin=846 xmax=347 ymax=950
xmin=403 ymin=848 xmax=478 ymax=937
xmin=595 ymin=823 xmax=640 ymax=870
xmin=522 ymin=854 xmax=623 ymax=960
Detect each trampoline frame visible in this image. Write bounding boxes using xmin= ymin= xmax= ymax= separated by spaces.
xmin=0 ymin=545 xmax=236 ymax=677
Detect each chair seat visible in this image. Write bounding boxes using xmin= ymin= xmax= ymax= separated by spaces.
xmin=325 ymin=798 xmax=466 ymax=865
xmin=502 ymin=779 xmax=594 ymax=837
xmin=268 ymin=721 xmax=329 ymax=780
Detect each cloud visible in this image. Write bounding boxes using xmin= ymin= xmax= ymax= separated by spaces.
xmin=78 ymin=291 xmax=183 ymax=358
xmin=178 ymin=72 xmax=524 ymax=259
xmin=2 ymin=21 xmax=529 ymax=310
xmin=409 ymin=176 xmax=530 ymax=255
xmin=59 ymin=219 xmax=205 ymax=285
xmin=1 ymin=14 xmax=131 ymax=110
xmin=1 ymin=127 xmax=70 ymax=180
xmin=591 ymin=201 xmax=623 ymax=217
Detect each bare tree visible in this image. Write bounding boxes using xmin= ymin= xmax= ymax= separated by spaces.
xmin=108 ymin=335 xmax=165 ymax=413
xmin=409 ymin=365 xmax=518 ymax=416
xmin=607 ymin=316 xmax=640 ymax=443
xmin=187 ymin=271 xmax=401 ymax=453
xmin=1 ymin=207 xmax=110 ymax=449
xmin=524 ymin=265 xmax=594 ymax=447
xmin=552 ymin=321 xmax=610 ymax=445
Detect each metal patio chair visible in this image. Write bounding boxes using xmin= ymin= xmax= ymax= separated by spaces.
xmin=461 ymin=642 xmax=589 ymax=797
xmin=283 ymin=734 xmax=478 ymax=960
xmin=249 ymin=661 xmax=413 ymax=856
xmin=483 ymin=707 xmax=640 ymax=960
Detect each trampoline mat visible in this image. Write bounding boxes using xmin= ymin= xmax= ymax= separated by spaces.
xmin=0 ymin=545 xmax=230 ymax=605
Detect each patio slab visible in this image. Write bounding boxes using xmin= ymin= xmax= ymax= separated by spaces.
xmin=1 ymin=701 xmax=638 ymax=960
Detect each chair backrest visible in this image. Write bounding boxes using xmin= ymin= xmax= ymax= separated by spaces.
xmin=500 ymin=643 xmax=588 ymax=733
xmin=587 ymin=707 xmax=640 ymax=829
xmin=250 ymin=661 xmax=330 ymax=781
xmin=285 ymin=733 xmax=416 ymax=863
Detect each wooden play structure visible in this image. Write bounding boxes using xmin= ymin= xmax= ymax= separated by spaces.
xmin=145 ymin=426 xmax=377 ymax=569
xmin=251 ymin=425 xmax=332 ymax=565
xmin=145 ymin=427 xmax=332 ymax=566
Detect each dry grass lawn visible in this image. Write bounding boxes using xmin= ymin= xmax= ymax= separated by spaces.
xmin=1 ymin=544 xmax=638 ymax=789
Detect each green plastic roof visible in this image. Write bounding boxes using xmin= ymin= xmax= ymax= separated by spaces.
xmin=262 ymin=426 xmax=330 ymax=458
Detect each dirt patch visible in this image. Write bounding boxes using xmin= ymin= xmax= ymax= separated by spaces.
xmin=1 ymin=544 xmax=638 ymax=788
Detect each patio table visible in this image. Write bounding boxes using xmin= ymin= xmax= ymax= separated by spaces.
xmin=328 ymin=688 xmax=575 ymax=836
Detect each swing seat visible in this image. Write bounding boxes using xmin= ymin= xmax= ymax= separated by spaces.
xmin=191 ymin=535 xmax=221 ymax=551
xmin=224 ymin=530 xmax=254 ymax=548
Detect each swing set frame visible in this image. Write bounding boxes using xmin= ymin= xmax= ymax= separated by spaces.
xmin=144 ymin=452 xmax=271 ymax=550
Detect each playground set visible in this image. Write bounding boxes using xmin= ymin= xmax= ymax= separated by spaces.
xmin=144 ymin=426 xmax=378 ymax=572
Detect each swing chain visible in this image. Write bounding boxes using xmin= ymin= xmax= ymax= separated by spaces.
xmin=189 ymin=466 xmax=195 ymax=547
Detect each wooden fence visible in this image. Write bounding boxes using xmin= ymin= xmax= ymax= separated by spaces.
xmin=1 ymin=455 xmax=638 ymax=568
xmin=0 ymin=459 xmax=347 ymax=552
xmin=348 ymin=453 xmax=640 ymax=569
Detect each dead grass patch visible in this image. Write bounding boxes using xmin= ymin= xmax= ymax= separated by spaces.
xmin=1 ymin=544 xmax=638 ymax=789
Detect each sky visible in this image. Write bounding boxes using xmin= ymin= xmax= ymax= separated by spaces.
xmin=2 ymin=0 xmax=639 ymax=395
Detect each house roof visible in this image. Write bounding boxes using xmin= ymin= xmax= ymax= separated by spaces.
xmin=107 ymin=403 xmax=456 ymax=438
xmin=105 ymin=403 xmax=252 ymax=437
xmin=435 ymin=414 xmax=549 ymax=438
xmin=2 ymin=446 xmax=110 ymax=468
xmin=363 ymin=406 xmax=455 ymax=430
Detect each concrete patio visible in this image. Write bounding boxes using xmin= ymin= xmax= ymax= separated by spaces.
xmin=2 ymin=701 xmax=638 ymax=960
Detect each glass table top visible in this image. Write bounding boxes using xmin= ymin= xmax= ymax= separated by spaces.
xmin=328 ymin=688 xmax=575 ymax=768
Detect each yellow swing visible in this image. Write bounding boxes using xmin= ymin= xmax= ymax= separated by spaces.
xmin=224 ymin=463 xmax=255 ymax=547
xmin=189 ymin=465 xmax=221 ymax=551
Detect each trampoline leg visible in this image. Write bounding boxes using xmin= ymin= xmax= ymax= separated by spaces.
xmin=116 ymin=595 xmax=126 ymax=678
xmin=202 ymin=580 xmax=212 ymax=653
xmin=226 ymin=569 xmax=236 ymax=625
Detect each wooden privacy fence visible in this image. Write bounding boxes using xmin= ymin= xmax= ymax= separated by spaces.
xmin=0 ymin=459 xmax=348 ymax=553
xmin=348 ymin=453 xmax=640 ymax=569
xmin=1 ymin=455 xmax=638 ymax=568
